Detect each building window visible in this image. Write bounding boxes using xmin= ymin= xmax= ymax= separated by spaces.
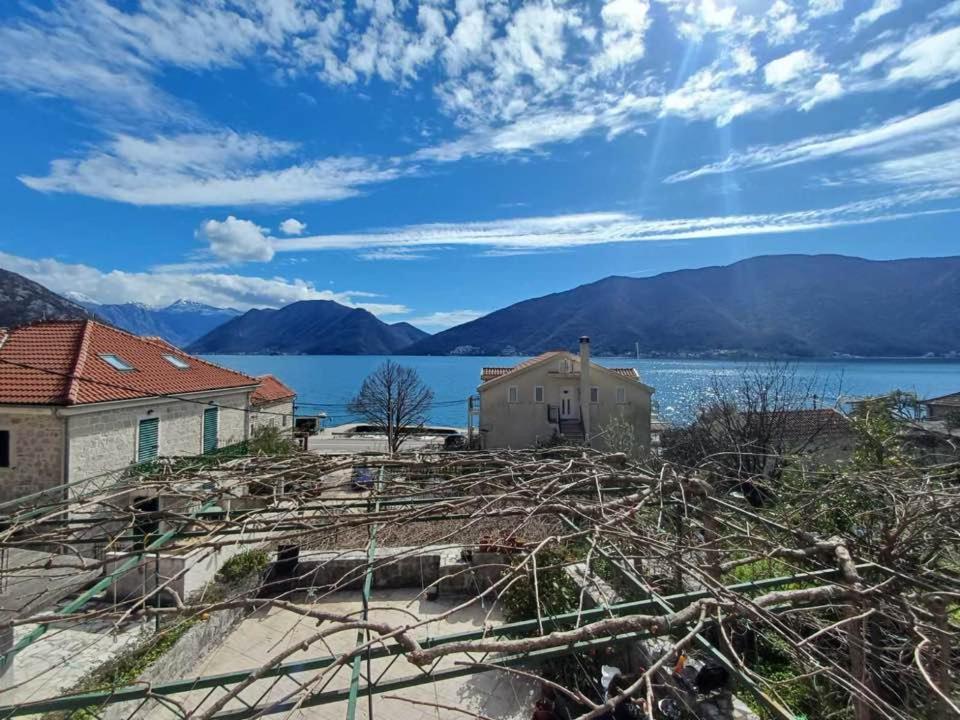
xmin=534 ymin=386 xmax=544 ymax=403
xmin=590 ymin=386 xmax=600 ymax=403
xmin=162 ymin=354 xmax=190 ymax=369
xmin=100 ymin=354 xmax=135 ymax=372
xmin=137 ymin=418 xmax=159 ymax=463
xmin=508 ymin=386 xmax=519 ymax=403
xmin=203 ymin=406 xmax=219 ymax=454
xmin=0 ymin=430 xmax=10 ymax=468
xmin=617 ymin=387 xmax=627 ymax=404
xmin=282 ymin=413 xmax=288 ymax=427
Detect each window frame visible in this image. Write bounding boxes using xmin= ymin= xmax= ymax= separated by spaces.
xmin=534 ymin=385 xmax=544 ymax=403
xmin=100 ymin=353 xmax=136 ymax=372
xmin=616 ymin=387 xmax=627 ymax=404
xmin=162 ymin=354 xmax=190 ymax=370
xmin=136 ymin=416 xmax=160 ymax=464
xmin=507 ymin=386 xmax=519 ymax=404
xmin=202 ymin=406 xmax=220 ymax=454
xmin=590 ymin=386 xmax=600 ymax=403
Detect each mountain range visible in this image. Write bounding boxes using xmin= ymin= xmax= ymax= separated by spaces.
xmin=187 ymin=300 xmax=430 ymax=355
xmin=0 ymin=268 xmax=92 ymax=327
xmin=404 ymin=254 xmax=960 ymax=358
xmin=78 ymin=298 xmax=242 ymax=347
xmin=3 ymin=254 xmax=960 ymax=358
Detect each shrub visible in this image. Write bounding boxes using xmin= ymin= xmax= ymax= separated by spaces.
xmin=248 ymin=424 xmax=298 ymax=456
xmin=217 ymin=549 xmax=270 ymax=584
xmin=500 ymin=548 xmax=580 ymax=623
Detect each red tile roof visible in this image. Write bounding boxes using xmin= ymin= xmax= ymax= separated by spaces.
xmin=251 ymin=374 xmax=296 ymax=406
xmin=0 ymin=320 xmax=259 ymax=406
xmin=480 ymin=351 xmax=640 ymax=384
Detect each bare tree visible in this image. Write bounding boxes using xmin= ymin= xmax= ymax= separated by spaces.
xmin=661 ymin=363 xmax=841 ymax=500
xmin=347 ymin=360 xmax=434 ymax=454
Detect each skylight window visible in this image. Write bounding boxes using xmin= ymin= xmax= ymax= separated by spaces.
xmin=100 ymin=354 xmax=135 ymax=372
xmin=163 ymin=354 xmax=190 ymax=370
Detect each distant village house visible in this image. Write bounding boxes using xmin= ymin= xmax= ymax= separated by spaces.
xmin=0 ymin=320 xmax=295 ymax=505
xmin=920 ymin=392 xmax=960 ymax=422
xmin=476 ymin=336 xmax=653 ymax=451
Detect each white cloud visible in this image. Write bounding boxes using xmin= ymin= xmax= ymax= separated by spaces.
xmin=764 ymin=50 xmax=822 ymax=86
xmin=199 ymin=216 xmax=274 ymax=263
xmin=358 ymin=248 xmax=431 ymax=261
xmin=0 ymin=252 xmax=407 ymax=315
xmin=887 ymin=26 xmax=960 ymax=86
xmin=416 ymin=110 xmax=601 ymax=162
xmin=595 ymin=0 xmax=651 ymax=71
xmin=808 ymin=0 xmax=844 ymax=19
xmin=279 ymin=218 xmax=307 ymax=236
xmin=666 ymin=98 xmax=960 ymax=182
xmin=270 ymin=193 xmax=960 ymax=254
xmin=19 ymin=132 xmax=401 ymax=207
xmin=403 ymin=309 xmax=488 ymax=330
xmin=766 ymin=0 xmax=805 ymax=44
xmin=853 ymin=0 xmax=902 ymax=33
xmin=662 ymin=67 xmax=770 ymax=126
xmin=800 ymin=73 xmax=843 ymax=110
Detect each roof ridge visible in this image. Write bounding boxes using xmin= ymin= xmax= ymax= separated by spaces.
xmin=65 ymin=319 xmax=93 ymax=405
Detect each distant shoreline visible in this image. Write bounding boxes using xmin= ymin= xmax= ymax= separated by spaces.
xmin=200 ymin=352 xmax=960 ymax=362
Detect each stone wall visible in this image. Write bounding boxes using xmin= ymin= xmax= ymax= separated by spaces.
xmin=249 ymin=400 xmax=294 ymax=435
xmin=288 ymin=546 xmax=506 ymax=596
xmin=0 ymin=413 xmax=64 ymax=505
xmin=67 ymin=391 xmax=250 ymax=487
xmin=97 ymin=574 xmax=260 ymax=720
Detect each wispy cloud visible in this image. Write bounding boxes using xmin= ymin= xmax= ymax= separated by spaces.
xmin=19 ymin=132 xmax=402 ymax=207
xmin=853 ymin=0 xmax=902 ymax=33
xmin=665 ymin=99 xmax=960 ymax=183
xmin=271 ymin=193 xmax=960 ymax=255
xmin=0 ymin=251 xmax=407 ymax=315
xmin=403 ymin=309 xmax=489 ymax=331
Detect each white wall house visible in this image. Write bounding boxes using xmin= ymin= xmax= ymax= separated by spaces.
xmin=248 ymin=374 xmax=297 ymax=435
xmin=477 ymin=337 xmax=654 ymax=452
xmin=0 ymin=320 xmax=274 ymax=505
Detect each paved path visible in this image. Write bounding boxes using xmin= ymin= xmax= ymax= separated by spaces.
xmin=144 ymin=589 xmax=537 ymax=720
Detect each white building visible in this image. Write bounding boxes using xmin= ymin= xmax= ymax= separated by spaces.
xmin=0 ymin=320 xmax=294 ymax=505
xmin=477 ymin=336 xmax=654 ymax=451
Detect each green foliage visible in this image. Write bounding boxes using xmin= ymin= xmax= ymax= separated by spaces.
xmin=945 ymin=409 xmax=960 ymax=430
xmin=217 ymin=549 xmax=270 ymax=584
xmin=248 ymin=424 xmax=298 ymax=456
xmin=742 ymin=636 xmax=852 ymax=720
xmin=55 ymin=617 xmax=198 ymax=720
xmin=849 ymin=396 xmax=906 ymax=470
xmin=500 ymin=547 xmax=580 ymax=623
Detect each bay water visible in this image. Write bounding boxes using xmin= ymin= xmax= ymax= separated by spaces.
xmin=204 ymin=355 xmax=960 ymax=427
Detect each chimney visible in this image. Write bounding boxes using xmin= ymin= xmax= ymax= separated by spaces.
xmin=579 ymin=336 xmax=591 ymax=444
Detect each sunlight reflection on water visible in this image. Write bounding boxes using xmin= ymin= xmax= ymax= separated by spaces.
xmin=205 ymin=355 xmax=960 ymax=427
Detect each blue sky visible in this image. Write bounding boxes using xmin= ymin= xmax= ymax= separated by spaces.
xmin=0 ymin=0 xmax=958 ymax=331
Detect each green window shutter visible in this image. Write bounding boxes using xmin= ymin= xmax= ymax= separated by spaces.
xmin=203 ymin=407 xmax=219 ymax=454
xmin=137 ymin=418 xmax=159 ymax=464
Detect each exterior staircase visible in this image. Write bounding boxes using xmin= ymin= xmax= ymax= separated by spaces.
xmin=558 ymin=418 xmax=585 ymax=443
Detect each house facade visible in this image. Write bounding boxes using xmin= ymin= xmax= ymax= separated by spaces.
xmin=477 ymin=337 xmax=653 ymax=451
xmin=249 ymin=374 xmax=297 ymax=434
xmin=0 ymin=320 xmax=288 ymax=505
xmin=921 ymin=392 xmax=960 ymax=422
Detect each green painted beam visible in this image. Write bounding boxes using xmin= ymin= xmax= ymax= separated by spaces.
xmin=209 ymin=629 xmax=656 ymax=720
xmin=0 ymin=562 xmax=859 ymax=718
xmin=0 ymin=500 xmax=218 ymax=674
xmin=345 ymin=467 xmax=382 ymax=720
